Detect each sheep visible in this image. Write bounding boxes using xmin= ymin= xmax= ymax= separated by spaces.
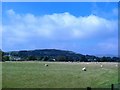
xmin=44 ymin=64 xmax=48 ymax=67
xmin=86 ymin=63 xmax=89 ymax=65
xmin=82 ymin=67 xmax=86 ymax=71
xmin=100 ymin=64 xmax=103 ymax=68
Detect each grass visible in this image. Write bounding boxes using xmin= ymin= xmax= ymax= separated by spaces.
xmin=2 ymin=61 xmax=119 ymax=88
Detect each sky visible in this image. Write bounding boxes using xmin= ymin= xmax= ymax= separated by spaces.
xmin=1 ymin=2 xmax=118 ymax=56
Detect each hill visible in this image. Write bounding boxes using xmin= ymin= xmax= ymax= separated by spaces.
xmin=3 ymin=49 xmax=120 ymax=62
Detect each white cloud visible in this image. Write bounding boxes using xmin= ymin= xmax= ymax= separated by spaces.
xmin=7 ymin=9 xmax=15 ymax=16
xmin=2 ymin=9 xmax=118 ymax=53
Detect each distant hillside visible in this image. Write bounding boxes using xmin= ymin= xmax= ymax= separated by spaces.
xmin=95 ymin=54 xmax=118 ymax=58
xmin=3 ymin=49 xmax=120 ymax=62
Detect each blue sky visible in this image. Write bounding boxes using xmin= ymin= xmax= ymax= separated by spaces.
xmin=2 ymin=2 xmax=118 ymax=56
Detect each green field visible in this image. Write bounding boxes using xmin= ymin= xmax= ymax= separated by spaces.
xmin=2 ymin=62 xmax=119 ymax=88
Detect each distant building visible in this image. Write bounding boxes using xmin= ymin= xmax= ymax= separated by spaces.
xmin=12 ymin=56 xmax=21 ymax=61
xmin=4 ymin=54 xmax=21 ymax=61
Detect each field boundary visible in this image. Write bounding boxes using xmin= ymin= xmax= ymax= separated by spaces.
xmin=1 ymin=84 xmax=120 ymax=90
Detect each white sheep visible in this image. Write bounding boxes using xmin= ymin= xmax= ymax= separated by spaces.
xmin=82 ymin=67 xmax=86 ymax=71
xmin=86 ymin=63 xmax=89 ymax=65
xmin=100 ymin=64 xmax=103 ymax=68
xmin=44 ymin=64 xmax=48 ymax=67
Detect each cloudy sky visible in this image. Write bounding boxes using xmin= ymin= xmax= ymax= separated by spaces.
xmin=2 ymin=2 xmax=118 ymax=56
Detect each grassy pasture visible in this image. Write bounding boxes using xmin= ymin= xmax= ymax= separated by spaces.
xmin=2 ymin=61 xmax=119 ymax=88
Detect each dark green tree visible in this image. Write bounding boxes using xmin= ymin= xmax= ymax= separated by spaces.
xmin=27 ymin=56 xmax=37 ymax=61
xmin=43 ymin=56 xmax=49 ymax=61
xmin=100 ymin=57 xmax=108 ymax=62
xmin=56 ymin=56 xmax=67 ymax=61
xmin=0 ymin=50 xmax=2 ymax=61
xmin=3 ymin=56 xmax=10 ymax=61
xmin=81 ymin=55 xmax=88 ymax=62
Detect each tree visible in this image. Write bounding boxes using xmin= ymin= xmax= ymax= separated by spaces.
xmin=100 ymin=56 xmax=113 ymax=62
xmin=81 ymin=55 xmax=88 ymax=62
xmin=3 ymin=56 xmax=10 ymax=61
xmin=0 ymin=50 xmax=5 ymax=62
xmin=27 ymin=56 xmax=37 ymax=61
xmin=43 ymin=56 xmax=49 ymax=61
xmin=0 ymin=50 xmax=2 ymax=61
xmin=112 ymin=57 xmax=120 ymax=62
xmin=56 ymin=56 xmax=67 ymax=61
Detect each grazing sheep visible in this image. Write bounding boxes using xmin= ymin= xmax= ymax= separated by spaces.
xmin=44 ymin=64 xmax=48 ymax=67
xmin=100 ymin=64 xmax=103 ymax=68
xmin=86 ymin=63 xmax=89 ymax=65
xmin=82 ymin=67 xmax=86 ymax=71
xmin=116 ymin=64 xmax=118 ymax=67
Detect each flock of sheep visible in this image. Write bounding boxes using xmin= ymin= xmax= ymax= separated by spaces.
xmin=44 ymin=62 xmax=118 ymax=71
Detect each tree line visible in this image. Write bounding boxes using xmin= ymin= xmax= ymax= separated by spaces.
xmin=0 ymin=49 xmax=120 ymax=62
